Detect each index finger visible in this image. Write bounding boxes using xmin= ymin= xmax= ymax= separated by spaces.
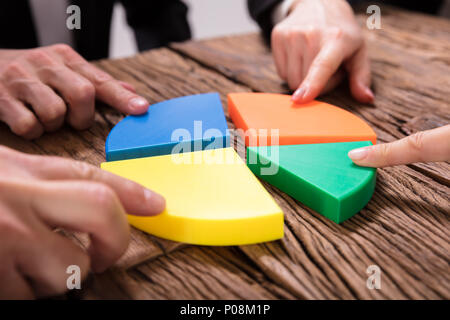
xmin=348 ymin=125 xmax=450 ymax=167
xmin=20 ymin=179 xmax=130 ymax=273
xmin=72 ymin=62 xmax=150 ymax=115
xmin=50 ymin=44 xmax=149 ymax=114
xmin=292 ymin=40 xmax=345 ymax=103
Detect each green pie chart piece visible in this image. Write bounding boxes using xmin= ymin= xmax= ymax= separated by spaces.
xmin=247 ymin=141 xmax=376 ymax=223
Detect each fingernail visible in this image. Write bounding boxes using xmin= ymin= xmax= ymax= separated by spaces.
xmin=292 ymin=87 xmax=306 ymax=101
xmin=128 ymin=97 xmax=149 ymax=113
xmin=348 ymin=147 xmax=369 ymax=161
xmin=144 ymin=189 xmax=166 ymax=215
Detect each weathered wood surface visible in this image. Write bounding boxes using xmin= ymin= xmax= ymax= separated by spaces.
xmin=1 ymin=7 xmax=448 ymax=299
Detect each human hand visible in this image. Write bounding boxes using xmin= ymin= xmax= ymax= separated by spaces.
xmin=0 ymin=146 xmax=165 ymax=299
xmin=0 ymin=44 xmax=149 ymax=139
xmin=271 ymin=0 xmax=373 ymax=103
xmin=348 ymin=125 xmax=450 ymax=167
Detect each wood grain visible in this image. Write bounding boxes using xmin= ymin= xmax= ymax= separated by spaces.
xmin=1 ymin=7 xmax=448 ymax=299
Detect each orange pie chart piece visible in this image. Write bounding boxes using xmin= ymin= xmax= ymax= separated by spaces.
xmin=228 ymin=93 xmax=376 ymax=146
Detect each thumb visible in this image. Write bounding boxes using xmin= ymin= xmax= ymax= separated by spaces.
xmin=24 ymin=154 xmax=166 ymax=216
xmin=348 ymin=125 xmax=450 ymax=167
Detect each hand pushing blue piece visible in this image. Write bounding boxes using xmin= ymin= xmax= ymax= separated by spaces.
xmin=105 ymin=93 xmax=230 ymax=161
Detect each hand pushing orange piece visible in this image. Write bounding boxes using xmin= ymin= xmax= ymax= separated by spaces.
xmin=228 ymin=93 xmax=376 ymax=146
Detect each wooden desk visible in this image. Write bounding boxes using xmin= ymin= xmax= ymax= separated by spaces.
xmin=1 ymin=7 xmax=448 ymax=299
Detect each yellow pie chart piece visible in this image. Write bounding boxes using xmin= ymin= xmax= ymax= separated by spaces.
xmin=101 ymin=147 xmax=284 ymax=245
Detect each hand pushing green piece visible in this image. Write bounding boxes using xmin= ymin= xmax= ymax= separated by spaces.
xmin=247 ymin=141 xmax=376 ymax=224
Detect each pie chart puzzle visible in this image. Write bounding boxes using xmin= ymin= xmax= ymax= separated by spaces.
xmin=102 ymin=92 xmax=377 ymax=245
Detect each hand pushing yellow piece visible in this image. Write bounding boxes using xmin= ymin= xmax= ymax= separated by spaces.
xmin=101 ymin=148 xmax=284 ymax=245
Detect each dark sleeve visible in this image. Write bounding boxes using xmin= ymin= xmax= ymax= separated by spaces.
xmin=0 ymin=0 xmax=38 ymax=49
xmin=70 ymin=0 xmax=114 ymax=60
xmin=121 ymin=0 xmax=191 ymax=51
xmin=247 ymin=0 xmax=283 ymax=40
xmin=348 ymin=0 xmax=443 ymax=13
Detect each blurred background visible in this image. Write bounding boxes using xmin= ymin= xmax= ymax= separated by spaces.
xmin=110 ymin=0 xmax=450 ymax=58
xmin=29 ymin=0 xmax=450 ymax=59
xmin=110 ymin=0 xmax=258 ymax=58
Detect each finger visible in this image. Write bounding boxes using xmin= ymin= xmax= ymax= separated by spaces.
xmin=37 ymin=64 xmax=95 ymax=130
xmin=119 ymin=81 xmax=136 ymax=93
xmin=0 ymin=266 xmax=34 ymax=299
xmin=25 ymin=180 xmax=130 ymax=273
xmin=292 ymin=40 xmax=345 ymax=103
xmin=346 ymin=44 xmax=374 ymax=103
xmin=286 ymin=35 xmax=305 ymax=90
xmin=321 ymin=69 xmax=345 ymax=94
xmin=0 ymin=91 xmax=44 ymax=139
xmin=300 ymin=32 xmax=320 ymax=81
xmin=0 ymin=180 xmax=92 ymax=295
xmin=294 ymin=71 xmax=343 ymax=101
xmin=271 ymin=27 xmax=288 ymax=80
xmin=77 ymin=63 xmax=149 ymax=114
xmin=287 ymin=51 xmax=303 ymax=91
xmin=11 ymin=80 xmax=66 ymax=132
xmin=50 ymin=44 xmax=149 ymax=114
xmin=1 ymin=59 xmax=67 ymax=132
xmin=24 ymin=155 xmax=165 ymax=216
xmin=71 ymin=62 xmax=149 ymax=115
xmin=17 ymin=227 xmax=90 ymax=297
xmin=348 ymin=125 xmax=450 ymax=167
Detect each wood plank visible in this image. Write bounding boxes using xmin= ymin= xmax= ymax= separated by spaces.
xmin=171 ymin=34 xmax=285 ymax=94
xmin=81 ymin=247 xmax=295 ymax=299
